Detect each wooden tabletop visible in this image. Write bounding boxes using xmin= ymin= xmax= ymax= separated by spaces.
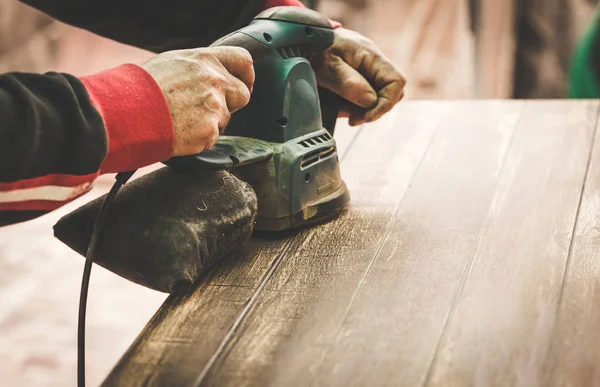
xmin=103 ymin=100 xmax=600 ymax=387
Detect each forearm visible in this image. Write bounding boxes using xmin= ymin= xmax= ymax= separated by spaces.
xmin=17 ymin=0 xmax=337 ymax=53
xmin=17 ymin=0 xmax=263 ymax=52
xmin=0 ymin=65 xmax=173 ymax=225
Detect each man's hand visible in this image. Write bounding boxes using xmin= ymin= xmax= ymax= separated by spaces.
xmin=312 ymin=28 xmax=406 ymax=126
xmin=141 ymin=47 xmax=255 ymax=156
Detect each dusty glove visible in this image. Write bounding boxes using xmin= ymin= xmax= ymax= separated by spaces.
xmin=312 ymin=27 xmax=406 ymax=126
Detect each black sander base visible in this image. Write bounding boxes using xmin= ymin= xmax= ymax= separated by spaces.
xmin=53 ymin=167 xmax=258 ymax=293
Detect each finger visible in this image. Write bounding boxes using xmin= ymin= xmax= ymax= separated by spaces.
xmin=201 ymin=117 xmax=221 ymax=151
xmin=353 ymin=51 xmax=405 ymax=117
xmin=224 ymin=75 xmax=252 ymax=113
xmin=338 ymin=102 xmax=361 ymax=119
xmin=205 ymin=91 xmax=231 ymax=135
xmin=315 ymin=55 xmax=378 ymax=109
xmin=337 ymin=102 xmax=368 ymax=127
xmin=349 ymin=107 xmax=368 ymax=127
xmin=348 ymin=88 xmax=405 ymax=126
xmin=363 ymin=79 xmax=405 ymax=123
xmin=216 ymin=98 xmax=231 ymax=134
xmin=211 ymin=47 xmax=255 ymax=92
xmin=338 ymin=107 xmax=350 ymax=118
xmin=348 ymin=92 xmax=405 ymax=126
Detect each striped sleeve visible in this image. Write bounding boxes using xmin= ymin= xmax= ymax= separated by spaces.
xmin=0 ymin=64 xmax=174 ymax=225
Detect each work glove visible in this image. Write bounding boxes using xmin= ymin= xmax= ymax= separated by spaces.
xmin=312 ymin=28 xmax=406 ymax=126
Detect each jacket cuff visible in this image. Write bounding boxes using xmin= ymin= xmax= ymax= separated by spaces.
xmin=329 ymin=19 xmax=342 ymax=29
xmin=80 ymin=64 xmax=174 ymax=174
xmin=261 ymin=0 xmax=342 ymax=28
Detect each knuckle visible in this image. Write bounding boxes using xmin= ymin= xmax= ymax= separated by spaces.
xmin=231 ymin=47 xmax=253 ymax=62
xmin=227 ymin=77 xmax=249 ymax=94
xmin=396 ymin=71 xmax=407 ymax=86
xmin=207 ymin=91 xmax=227 ymax=110
xmin=198 ymin=125 xmax=220 ymax=152
xmin=208 ymin=72 xmax=228 ymax=90
xmin=241 ymin=86 xmax=251 ymax=105
xmin=221 ymin=107 xmax=231 ymax=123
xmin=188 ymin=48 xmax=211 ymax=60
xmin=208 ymin=128 xmax=219 ymax=147
xmin=355 ymin=48 xmax=371 ymax=64
xmin=247 ymin=67 xmax=256 ymax=85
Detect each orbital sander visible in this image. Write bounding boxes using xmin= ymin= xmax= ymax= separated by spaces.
xmin=54 ymin=7 xmax=352 ymax=385
xmin=54 ymin=6 xmax=351 ymax=293
xmin=164 ymin=5 xmax=350 ymax=231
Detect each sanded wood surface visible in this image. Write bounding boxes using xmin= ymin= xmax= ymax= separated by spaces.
xmin=103 ymin=100 xmax=600 ymax=387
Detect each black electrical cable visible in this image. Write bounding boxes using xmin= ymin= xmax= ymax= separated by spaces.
xmin=77 ymin=170 xmax=136 ymax=387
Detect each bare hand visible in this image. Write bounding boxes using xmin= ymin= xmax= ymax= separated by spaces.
xmin=142 ymin=47 xmax=255 ymax=156
xmin=312 ymin=28 xmax=406 ymax=126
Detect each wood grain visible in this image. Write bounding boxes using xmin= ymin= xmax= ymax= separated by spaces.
xmin=101 ymin=117 xmax=365 ymax=387
xmin=544 ymin=107 xmax=600 ymax=387
xmin=199 ymin=101 xmax=522 ymax=387
xmin=102 ymin=102 xmax=445 ymax=386
xmin=96 ymin=101 xmax=600 ymax=386
xmin=426 ymin=101 xmax=599 ymax=386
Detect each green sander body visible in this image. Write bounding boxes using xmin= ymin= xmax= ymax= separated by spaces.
xmin=60 ymin=9 xmax=352 ymax=383
xmin=52 ymin=7 xmax=351 ymax=295
xmin=164 ymin=6 xmax=350 ymax=231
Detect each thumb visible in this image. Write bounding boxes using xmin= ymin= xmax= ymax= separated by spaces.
xmin=315 ymin=55 xmax=377 ymax=109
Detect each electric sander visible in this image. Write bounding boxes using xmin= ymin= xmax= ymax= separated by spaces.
xmin=55 ymin=7 xmax=351 ymax=385
xmin=54 ymin=6 xmax=350 ymax=293
xmin=165 ymin=6 xmax=349 ymax=231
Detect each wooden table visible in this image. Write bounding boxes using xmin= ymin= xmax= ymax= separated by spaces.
xmin=102 ymin=100 xmax=600 ymax=387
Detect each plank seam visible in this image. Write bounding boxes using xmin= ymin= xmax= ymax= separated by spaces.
xmin=420 ymin=100 xmax=526 ymax=387
xmin=308 ymin=106 xmax=448 ymax=384
xmin=192 ymin=121 xmax=366 ymax=386
xmin=542 ymin=101 xmax=600 ymax=371
xmin=193 ymin=234 xmax=297 ymax=386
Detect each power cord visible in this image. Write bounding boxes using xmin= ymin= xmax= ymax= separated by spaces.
xmin=77 ymin=170 xmax=136 ymax=387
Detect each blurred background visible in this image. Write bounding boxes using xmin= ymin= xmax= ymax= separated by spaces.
xmin=3 ymin=0 xmax=600 ymax=99
xmin=1 ymin=0 xmax=599 ymax=385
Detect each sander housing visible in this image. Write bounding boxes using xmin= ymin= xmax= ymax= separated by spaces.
xmin=164 ymin=6 xmax=350 ymax=231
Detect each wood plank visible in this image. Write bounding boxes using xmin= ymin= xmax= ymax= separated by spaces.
xmin=196 ymin=101 xmax=522 ymax=387
xmin=102 ymin=101 xmax=445 ymax=386
xmin=102 ymin=240 xmax=292 ymax=386
xmin=99 ymin=114 xmax=369 ymax=386
xmin=544 ymin=106 xmax=600 ymax=386
xmin=426 ymin=101 xmax=599 ymax=386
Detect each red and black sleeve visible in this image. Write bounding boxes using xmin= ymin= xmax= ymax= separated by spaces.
xmin=1 ymin=0 xmax=340 ymax=227
xmin=0 ymin=64 xmax=174 ymax=226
